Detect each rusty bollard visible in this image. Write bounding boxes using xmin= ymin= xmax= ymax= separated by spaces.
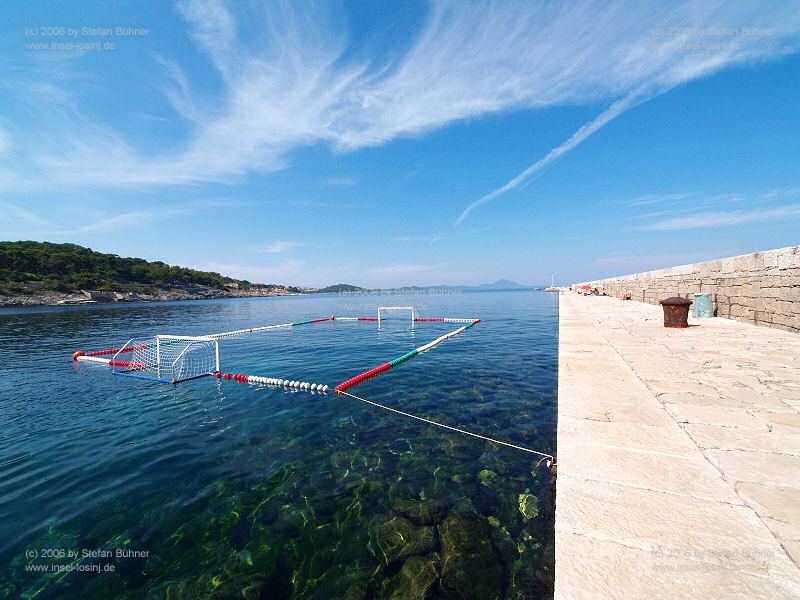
xmin=660 ymin=297 xmax=692 ymax=328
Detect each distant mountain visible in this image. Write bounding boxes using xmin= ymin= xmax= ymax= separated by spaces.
xmin=393 ymin=279 xmax=533 ymax=291
xmin=470 ymin=279 xmax=531 ymax=290
xmin=313 ymin=283 xmax=367 ymax=293
xmin=306 ymin=280 xmax=534 ymax=294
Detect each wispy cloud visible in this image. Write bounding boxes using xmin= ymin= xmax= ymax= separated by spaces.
xmin=622 ymin=188 xmax=800 ymax=230
xmin=588 ymin=250 xmax=736 ymax=277
xmin=0 ymin=198 xmax=238 ymax=239
xmin=0 ymin=124 xmax=11 ymax=154
xmin=367 ymin=262 xmax=451 ymax=279
xmin=261 ymin=241 xmax=303 ymax=254
xmin=198 ymin=259 xmax=307 ymax=284
xmin=4 ymin=1 xmax=800 ymax=195
xmin=640 ymin=204 xmax=800 ymax=231
xmin=454 ymin=90 xmax=652 ymax=226
xmin=393 ymin=232 xmax=447 ymax=245
xmin=618 ymin=192 xmax=698 ymax=207
xmin=75 ymin=207 xmax=189 ymax=234
xmin=0 ymin=200 xmax=54 ymax=229
xmin=452 ymin=3 xmax=800 ymax=225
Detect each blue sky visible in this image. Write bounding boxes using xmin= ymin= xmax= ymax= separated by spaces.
xmin=2 ymin=1 xmax=799 ymax=287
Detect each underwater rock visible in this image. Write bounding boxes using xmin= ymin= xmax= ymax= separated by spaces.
xmin=477 ymin=469 xmax=498 ymax=487
xmin=341 ymin=573 xmax=370 ymax=600
xmin=478 ymin=451 xmax=509 ymax=475
xmin=439 ymin=505 xmax=486 ymax=555
xmin=387 ymin=438 xmax=414 ymax=456
xmin=242 ymin=579 xmax=266 ymax=600
xmin=343 ymin=583 xmax=368 ymax=600
xmin=392 ymin=497 xmax=447 ymax=526
xmin=441 ymin=435 xmax=477 ymax=460
xmin=510 ymin=557 xmax=554 ymax=599
xmin=247 ymin=540 xmax=278 ymax=576
xmin=262 ymin=462 xmax=300 ymax=489
xmin=489 ymin=522 xmax=518 ymax=581
xmin=369 ymin=515 xmax=437 ymax=565
xmin=473 ymin=484 xmax=504 ymax=519
xmin=518 ymin=493 xmax=539 ymax=520
xmin=439 ymin=506 xmax=503 ymax=599
xmin=295 ymin=562 xmax=372 ymax=600
xmin=386 ymin=554 xmax=440 ymax=600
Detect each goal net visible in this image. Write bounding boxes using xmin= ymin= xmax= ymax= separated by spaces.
xmin=377 ymin=306 xmax=416 ymax=327
xmin=111 ymin=335 xmax=220 ymax=383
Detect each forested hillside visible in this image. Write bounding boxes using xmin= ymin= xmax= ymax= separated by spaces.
xmin=0 ymin=241 xmax=250 ymax=293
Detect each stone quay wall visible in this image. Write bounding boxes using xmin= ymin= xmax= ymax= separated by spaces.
xmin=572 ymin=245 xmax=800 ymax=333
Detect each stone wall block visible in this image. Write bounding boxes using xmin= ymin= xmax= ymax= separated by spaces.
xmin=776 ymin=246 xmax=800 ymax=269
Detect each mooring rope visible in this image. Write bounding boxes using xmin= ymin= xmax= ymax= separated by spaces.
xmin=336 ymin=389 xmax=554 ymax=460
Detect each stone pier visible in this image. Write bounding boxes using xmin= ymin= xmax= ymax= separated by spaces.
xmin=555 ymin=292 xmax=800 ymax=599
xmin=573 ymin=245 xmax=800 ymax=333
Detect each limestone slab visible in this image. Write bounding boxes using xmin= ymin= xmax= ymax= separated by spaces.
xmin=556 ymin=479 xmax=797 ymax=581
xmin=558 ymin=442 xmax=737 ymax=503
xmin=557 ymin=292 xmax=800 ymax=599
xmin=555 ymin=530 xmax=800 ymax=600
xmin=736 ymin=482 xmax=800 ymax=526
xmin=705 ymin=450 xmax=800 ymax=488
xmin=663 ymin=404 xmax=770 ymax=431
xmin=684 ymin=423 xmax=800 ymax=456
xmin=558 ymin=414 xmax=698 ymax=456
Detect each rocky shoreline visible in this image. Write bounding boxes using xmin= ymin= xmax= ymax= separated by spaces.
xmin=0 ymin=287 xmax=301 ymax=307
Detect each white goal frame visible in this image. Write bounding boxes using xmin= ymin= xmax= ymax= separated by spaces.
xmin=112 ymin=335 xmax=220 ymax=384
xmin=377 ymin=306 xmax=416 ymax=328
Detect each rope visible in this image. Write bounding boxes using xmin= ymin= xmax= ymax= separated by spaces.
xmin=337 ymin=389 xmax=554 ymax=460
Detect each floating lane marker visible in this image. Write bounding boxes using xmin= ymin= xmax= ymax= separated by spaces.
xmin=72 ymin=315 xmax=480 ymax=392
xmin=72 ymin=344 xmax=147 ymax=361
xmin=333 ymin=317 xmax=379 ymax=322
xmin=75 ymin=355 xmax=112 ymax=364
xmin=218 ymin=372 xmax=329 ymax=394
xmin=335 ymin=319 xmax=480 ymax=393
xmin=74 ymin=355 xmax=148 ymax=368
xmin=208 ymin=316 xmax=334 ymax=340
xmin=292 ymin=316 xmax=335 ymax=326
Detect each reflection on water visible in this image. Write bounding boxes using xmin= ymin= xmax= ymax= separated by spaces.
xmin=0 ymin=291 xmax=557 ymax=599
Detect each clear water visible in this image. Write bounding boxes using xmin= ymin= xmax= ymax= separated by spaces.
xmin=0 ymin=291 xmax=558 ymax=599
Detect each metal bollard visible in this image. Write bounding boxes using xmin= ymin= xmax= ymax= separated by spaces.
xmin=660 ymin=297 xmax=693 ymax=328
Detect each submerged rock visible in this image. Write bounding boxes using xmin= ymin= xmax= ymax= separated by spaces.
xmin=510 ymin=557 xmax=554 ymax=599
xmin=392 ymin=497 xmax=448 ymax=526
xmin=518 ymin=493 xmax=539 ymax=520
xmin=479 ymin=450 xmax=509 ymax=476
xmin=473 ymin=485 xmax=503 ymax=519
xmin=342 ymin=576 xmax=370 ymax=600
xmin=387 ymin=554 xmax=440 ymax=600
xmin=439 ymin=505 xmax=503 ymax=599
xmin=369 ymin=515 xmax=437 ymax=565
xmin=478 ymin=469 xmax=498 ymax=487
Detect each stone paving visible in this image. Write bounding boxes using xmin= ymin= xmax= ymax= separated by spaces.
xmin=555 ymin=292 xmax=800 ymax=599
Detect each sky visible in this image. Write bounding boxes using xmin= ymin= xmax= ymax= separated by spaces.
xmin=2 ymin=1 xmax=799 ymax=288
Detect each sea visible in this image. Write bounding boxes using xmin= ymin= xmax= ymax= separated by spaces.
xmin=0 ymin=290 xmax=558 ymax=599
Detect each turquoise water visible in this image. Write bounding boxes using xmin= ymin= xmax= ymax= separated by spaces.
xmin=0 ymin=291 xmax=558 ymax=599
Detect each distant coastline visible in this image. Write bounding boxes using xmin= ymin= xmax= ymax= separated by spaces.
xmin=0 ymin=285 xmax=542 ymax=308
xmin=0 ymin=242 xmax=540 ymax=307
xmin=0 ymin=286 xmax=300 ymax=308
